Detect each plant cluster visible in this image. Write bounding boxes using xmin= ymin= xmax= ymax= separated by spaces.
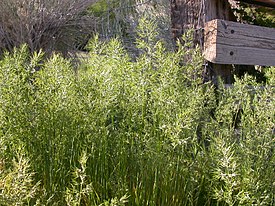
xmin=234 ymin=2 xmax=275 ymax=27
xmin=0 ymin=18 xmax=274 ymax=205
xmin=0 ymin=0 xmax=98 ymax=56
xmin=88 ymin=0 xmax=173 ymax=56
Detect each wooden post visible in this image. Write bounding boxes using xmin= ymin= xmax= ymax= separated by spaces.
xmin=170 ymin=0 xmax=237 ymax=84
xmin=170 ymin=0 xmax=201 ymax=43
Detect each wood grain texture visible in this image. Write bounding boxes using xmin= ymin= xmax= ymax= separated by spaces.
xmin=170 ymin=0 xmax=201 ymax=41
xmin=205 ymin=0 xmax=236 ymax=22
xmin=170 ymin=0 xmax=237 ymax=83
xmin=204 ymin=19 xmax=275 ymax=66
xmin=170 ymin=0 xmax=235 ymax=43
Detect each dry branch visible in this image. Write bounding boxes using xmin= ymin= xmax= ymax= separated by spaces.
xmin=0 ymin=0 xmax=98 ymax=55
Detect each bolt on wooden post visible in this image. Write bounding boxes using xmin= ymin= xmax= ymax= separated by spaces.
xmin=204 ymin=19 xmax=275 ymax=66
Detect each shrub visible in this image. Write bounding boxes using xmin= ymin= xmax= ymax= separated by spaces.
xmin=0 ymin=0 xmax=98 ymax=56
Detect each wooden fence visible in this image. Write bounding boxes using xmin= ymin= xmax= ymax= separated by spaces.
xmin=171 ymin=0 xmax=275 ymax=84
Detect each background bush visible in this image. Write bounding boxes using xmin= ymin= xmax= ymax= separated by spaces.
xmin=0 ymin=0 xmax=98 ymax=56
xmin=88 ymin=0 xmax=173 ymax=57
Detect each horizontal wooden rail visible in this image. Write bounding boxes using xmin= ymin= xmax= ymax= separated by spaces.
xmin=204 ymin=19 xmax=275 ymax=66
xmin=235 ymin=0 xmax=275 ymax=8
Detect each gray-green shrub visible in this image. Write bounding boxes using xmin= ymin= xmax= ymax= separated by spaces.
xmin=0 ymin=0 xmax=98 ymax=56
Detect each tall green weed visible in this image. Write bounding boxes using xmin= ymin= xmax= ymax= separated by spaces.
xmin=0 ymin=18 xmax=274 ymax=205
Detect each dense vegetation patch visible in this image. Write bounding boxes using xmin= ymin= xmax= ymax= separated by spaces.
xmin=0 ymin=19 xmax=274 ymax=205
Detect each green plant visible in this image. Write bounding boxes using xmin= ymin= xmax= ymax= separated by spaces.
xmin=0 ymin=17 xmax=274 ymax=206
xmin=234 ymin=3 xmax=275 ymax=27
xmin=0 ymin=152 xmax=40 ymax=205
xmin=65 ymin=152 xmax=99 ymax=206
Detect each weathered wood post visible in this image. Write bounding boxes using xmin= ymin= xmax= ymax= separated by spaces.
xmin=171 ymin=0 xmax=236 ymax=84
xmin=171 ymin=0 xmax=275 ymax=84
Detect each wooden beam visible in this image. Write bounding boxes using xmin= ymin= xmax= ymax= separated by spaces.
xmin=204 ymin=19 xmax=275 ymax=66
xmin=236 ymin=0 xmax=275 ymax=8
xmin=204 ymin=0 xmax=237 ymax=84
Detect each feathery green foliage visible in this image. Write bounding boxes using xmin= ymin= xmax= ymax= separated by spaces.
xmin=0 ymin=18 xmax=274 ymax=205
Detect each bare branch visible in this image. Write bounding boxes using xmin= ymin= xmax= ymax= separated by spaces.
xmin=0 ymin=0 xmax=98 ymax=56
